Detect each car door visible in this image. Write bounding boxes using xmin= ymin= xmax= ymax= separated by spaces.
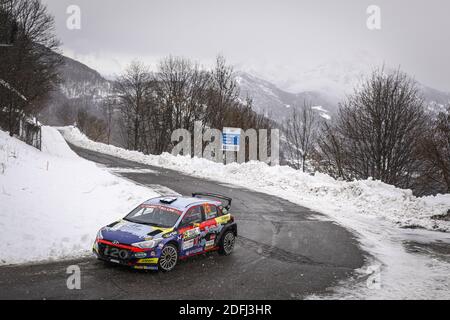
xmin=178 ymin=205 xmax=204 ymax=256
xmin=199 ymin=203 xmax=221 ymax=251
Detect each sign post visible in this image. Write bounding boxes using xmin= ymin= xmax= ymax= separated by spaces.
xmin=222 ymin=127 xmax=240 ymax=152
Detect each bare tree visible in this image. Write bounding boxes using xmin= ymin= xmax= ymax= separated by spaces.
xmin=417 ymin=105 xmax=450 ymax=194
xmin=0 ymin=0 xmax=61 ymax=135
xmin=153 ymin=56 xmax=210 ymax=153
xmin=284 ymin=102 xmax=319 ymax=171
xmin=76 ymin=109 xmax=107 ymax=142
xmin=314 ymin=121 xmax=347 ymax=178
xmin=206 ymin=55 xmax=240 ymax=129
xmin=113 ymin=55 xmax=273 ymax=157
xmin=315 ymin=68 xmax=427 ymax=189
xmin=101 ymin=97 xmax=116 ymax=145
xmin=114 ymin=61 xmax=153 ymax=151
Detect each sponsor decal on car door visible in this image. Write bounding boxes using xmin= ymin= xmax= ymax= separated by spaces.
xmin=179 ymin=205 xmax=204 ymax=256
xmin=199 ymin=204 xmax=223 ymax=251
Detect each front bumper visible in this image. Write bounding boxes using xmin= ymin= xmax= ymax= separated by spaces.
xmin=93 ymin=239 xmax=160 ymax=270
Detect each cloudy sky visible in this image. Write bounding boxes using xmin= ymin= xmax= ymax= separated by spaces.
xmin=42 ymin=0 xmax=450 ymax=92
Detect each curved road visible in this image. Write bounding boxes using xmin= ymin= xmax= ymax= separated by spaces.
xmin=0 ymin=143 xmax=365 ymax=299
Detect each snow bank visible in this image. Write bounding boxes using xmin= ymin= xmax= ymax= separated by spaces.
xmin=0 ymin=127 xmax=157 ymax=265
xmin=60 ymin=126 xmax=450 ymax=233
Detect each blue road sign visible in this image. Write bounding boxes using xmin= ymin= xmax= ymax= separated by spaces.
xmin=222 ymin=127 xmax=240 ymax=151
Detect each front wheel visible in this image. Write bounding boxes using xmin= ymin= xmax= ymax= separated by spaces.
xmin=218 ymin=230 xmax=236 ymax=255
xmin=158 ymin=244 xmax=178 ymax=272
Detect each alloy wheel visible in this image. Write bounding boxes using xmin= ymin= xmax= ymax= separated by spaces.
xmin=159 ymin=245 xmax=178 ymax=271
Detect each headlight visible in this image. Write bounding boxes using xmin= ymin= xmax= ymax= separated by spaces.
xmin=96 ymin=230 xmax=103 ymax=240
xmin=131 ymin=239 xmax=161 ymax=249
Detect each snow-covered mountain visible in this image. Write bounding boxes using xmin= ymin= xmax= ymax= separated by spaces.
xmin=418 ymin=84 xmax=450 ymax=115
xmin=58 ymin=55 xmax=112 ymax=101
xmin=236 ymin=51 xmax=381 ymax=101
xmin=235 ymin=71 xmax=334 ymax=122
xmin=235 ymin=54 xmax=449 ymax=122
xmin=40 ymin=54 xmax=113 ymax=125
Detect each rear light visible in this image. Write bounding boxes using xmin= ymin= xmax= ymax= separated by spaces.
xmin=230 ymin=215 xmax=234 ymax=222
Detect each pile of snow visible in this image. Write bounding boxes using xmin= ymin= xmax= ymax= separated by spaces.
xmin=60 ymin=126 xmax=450 ymax=233
xmin=0 ymin=127 xmax=157 ymax=265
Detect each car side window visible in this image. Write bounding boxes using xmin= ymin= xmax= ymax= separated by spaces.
xmin=180 ymin=206 xmax=202 ymax=227
xmin=204 ymin=203 xmax=218 ymax=220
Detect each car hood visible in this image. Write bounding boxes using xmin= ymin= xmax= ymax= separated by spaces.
xmin=100 ymin=220 xmax=171 ymax=245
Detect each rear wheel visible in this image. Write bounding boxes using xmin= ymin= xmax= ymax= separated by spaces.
xmin=218 ymin=230 xmax=235 ymax=255
xmin=158 ymin=244 xmax=178 ymax=272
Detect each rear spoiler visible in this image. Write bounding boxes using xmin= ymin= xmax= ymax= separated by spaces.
xmin=192 ymin=192 xmax=232 ymax=210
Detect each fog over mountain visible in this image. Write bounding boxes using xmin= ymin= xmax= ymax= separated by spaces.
xmin=42 ymin=0 xmax=450 ymax=93
xmin=236 ymin=51 xmax=449 ymax=122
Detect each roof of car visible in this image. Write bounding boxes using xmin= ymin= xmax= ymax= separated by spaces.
xmin=143 ymin=196 xmax=221 ymax=211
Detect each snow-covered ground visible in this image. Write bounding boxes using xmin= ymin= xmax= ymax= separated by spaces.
xmin=0 ymin=127 xmax=157 ymax=265
xmin=60 ymin=126 xmax=450 ymax=299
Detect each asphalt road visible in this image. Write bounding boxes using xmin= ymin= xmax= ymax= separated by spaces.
xmin=0 ymin=143 xmax=365 ymax=299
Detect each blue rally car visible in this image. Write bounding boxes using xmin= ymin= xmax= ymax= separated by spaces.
xmin=93 ymin=193 xmax=237 ymax=271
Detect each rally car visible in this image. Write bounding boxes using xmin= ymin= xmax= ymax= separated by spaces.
xmin=93 ymin=193 xmax=237 ymax=271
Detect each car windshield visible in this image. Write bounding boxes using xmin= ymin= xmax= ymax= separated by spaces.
xmin=124 ymin=205 xmax=182 ymax=228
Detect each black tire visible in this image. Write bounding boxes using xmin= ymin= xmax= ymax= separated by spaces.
xmin=158 ymin=243 xmax=178 ymax=272
xmin=218 ymin=230 xmax=235 ymax=255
